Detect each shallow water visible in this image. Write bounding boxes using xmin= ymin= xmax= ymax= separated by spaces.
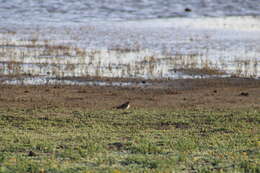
xmin=0 ymin=76 xmax=151 ymax=87
xmin=0 ymin=1 xmax=260 ymax=84
xmin=1 ymin=17 xmax=260 ymax=79
xmin=1 ymin=0 xmax=260 ymax=23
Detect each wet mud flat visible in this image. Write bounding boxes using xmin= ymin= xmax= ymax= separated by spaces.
xmin=0 ymin=77 xmax=260 ymax=110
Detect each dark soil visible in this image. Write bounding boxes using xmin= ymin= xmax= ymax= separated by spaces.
xmin=0 ymin=77 xmax=259 ymax=110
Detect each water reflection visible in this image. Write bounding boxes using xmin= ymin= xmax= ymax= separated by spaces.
xmin=0 ymin=76 xmax=152 ymax=87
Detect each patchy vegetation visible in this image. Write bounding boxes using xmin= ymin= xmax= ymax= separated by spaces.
xmin=0 ymin=107 xmax=259 ymax=172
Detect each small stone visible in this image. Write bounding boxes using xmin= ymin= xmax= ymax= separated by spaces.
xmin=28 ymin=151 xmax=37 ymax=157
xmin=108 ymin=142 xmax=124 ymax=150
xmin=239 ymin=92 xmax=249 ymax=96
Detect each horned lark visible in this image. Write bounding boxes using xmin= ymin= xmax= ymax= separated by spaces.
xmin=115 ymin=101 xmax=130 ymax=110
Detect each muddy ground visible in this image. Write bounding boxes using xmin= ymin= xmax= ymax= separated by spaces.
xmin=0 ymin=77 xmax=260 ymax=110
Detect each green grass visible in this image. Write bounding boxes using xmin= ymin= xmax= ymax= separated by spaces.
xmin=0 ymin=107 xmax=259 ymax=173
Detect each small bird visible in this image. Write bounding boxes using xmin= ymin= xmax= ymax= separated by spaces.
xmin=115 ymin=101 xmax=130 ymax=110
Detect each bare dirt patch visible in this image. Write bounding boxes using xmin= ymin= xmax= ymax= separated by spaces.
xmin=0 ymin=78 xmax=259 ymax=110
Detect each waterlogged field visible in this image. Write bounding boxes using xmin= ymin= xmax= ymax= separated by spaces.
xmin=1 ymin=16 xmax=260 ymax=84
xmin=0 ymin=107 xmax=259 ymax=172
xmin=0 ymin=36 xmax=231 ymax=79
